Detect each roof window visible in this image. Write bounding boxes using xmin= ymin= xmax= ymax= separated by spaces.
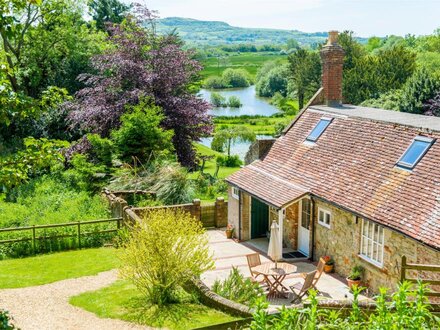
xmin=306 ymin=118 xmax=332 ymax=142
xmin=397 ymin=136 xmax=434 ymax=170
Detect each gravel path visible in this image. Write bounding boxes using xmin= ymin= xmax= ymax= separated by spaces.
xmin=0 ymin=270 xmax=151 ymax=330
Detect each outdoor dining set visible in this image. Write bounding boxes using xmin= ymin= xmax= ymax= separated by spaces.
xmin=246 ymin=221 xmax=325 ymax=302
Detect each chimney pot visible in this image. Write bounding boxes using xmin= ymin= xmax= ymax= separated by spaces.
xmin=320 ymin=31 xmax=345 ymax=107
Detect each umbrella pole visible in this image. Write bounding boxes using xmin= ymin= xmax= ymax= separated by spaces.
xmin=275 ymin=261 xmax=277 ymax=269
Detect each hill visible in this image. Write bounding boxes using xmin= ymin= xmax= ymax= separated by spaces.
xmin=156 ymin=17 xmax=367 ymax=47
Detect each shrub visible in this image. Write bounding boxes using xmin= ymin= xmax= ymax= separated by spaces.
xmin=221 ymin=68 xmax=252 ymax=88
xmin=210 ymin=92 xmax=227 ymax=107
xmin=204 ymin=76 xmax=226 ymax=89
xmin=0 ymin=309 xmax=16 ymax=329
xmin=119 ymin=209 xmax=214 ymax=305
xmin=87 ymin=134 xmax=114 ymax=167
xmin=216 ymin=155 xmax=242 ymax=168
xmin=111 ymin=100 xmax=174 ymax=163
xmin=212 ymin=267 xmax=265 ymax=307
xmin=63 ymin=154 xmax=108 ymax=192
xmin=227 ymin=96 xmax=242 ymax=108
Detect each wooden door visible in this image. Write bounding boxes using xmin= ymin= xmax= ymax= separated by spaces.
xmin=251 ymin=197 xmax=269 ymax=239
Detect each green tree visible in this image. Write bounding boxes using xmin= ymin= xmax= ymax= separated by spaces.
xmin=221 ymin=68 xmax=252 ymax=88
xmin=120 ymin=209 xmax=214 ymax=305
xmin=111 ymin=100 xmax=174 ymax=162
xmin=288 ymin=49 xmax=321 ymax=109
xmin=210 ymin=92 xmax=227 ymax=107
xmin=361 ymin=90 xmax=403 ymax=111
xmin=256 ymin=64 xmax=289 ymax=97
xmin=399 ymin=69 xmax=440 ymax=114
xmin=211 ymin=126 xmax=256 ymax=158
xmin=227 ymin=96 xmax=242 ymax=108
xmin=89 ymin=0 xmax=130 ymax=31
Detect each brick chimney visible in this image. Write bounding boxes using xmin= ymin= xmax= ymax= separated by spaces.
xmin=320 ymin=31 xmax=345 ymax=107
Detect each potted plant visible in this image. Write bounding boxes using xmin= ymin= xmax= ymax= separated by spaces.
xmin=225 ymin=224 xmax=235 ymax=239
xmin=346 ymin=265 xmax=364 ymax=290
xmin=323 ymin=256 xmax=334 ymax=273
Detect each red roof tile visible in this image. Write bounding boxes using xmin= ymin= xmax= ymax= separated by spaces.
xmin=227 ymin=106 xmax=440 ymax=250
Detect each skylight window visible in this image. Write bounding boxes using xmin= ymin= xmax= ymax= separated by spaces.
xmin=306 ymin=118 xmax=333 ymax=142
xmin=397 ymin=136 xmax=434 ymax=170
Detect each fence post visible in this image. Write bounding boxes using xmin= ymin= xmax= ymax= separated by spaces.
xmin=77 ymin=221 xmax=81 ymax=249
xmin=192 ymin=199 xmax=201 ymax=221
xmin=215 ymin=197 xmax=227 ymax=228
xmin=32 ymin=225 xmax=36 ymax=254
xmin=400 ymin=255 xmax=406 ymax=283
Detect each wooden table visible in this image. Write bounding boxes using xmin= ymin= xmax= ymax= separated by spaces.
xmin=252 ymin=262 xmax=297 ymax=298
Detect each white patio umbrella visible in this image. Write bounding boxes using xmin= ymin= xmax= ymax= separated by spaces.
xmin=267 ymin=220 xmax=281 ymax=269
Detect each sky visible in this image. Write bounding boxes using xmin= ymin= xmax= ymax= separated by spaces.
xmin=139 ymin=0 xmax=440 ymax=37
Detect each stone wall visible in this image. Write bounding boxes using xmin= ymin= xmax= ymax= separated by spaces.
xmin=226 ymin=188 xmax=251 ymax=240
xmin=313 ymin=198 xmax=440 ymax=295
xmin=285 ymin=202 xmax=299 ymax=250
xmin=228 ymin=187 xmax=240 ymax=237
xmin=241 ymin=192 xmax=251 ymax=241
xmin=244 ymin=139 xmax=276 ymax=165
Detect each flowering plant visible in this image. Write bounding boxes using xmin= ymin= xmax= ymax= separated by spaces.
xmin=226 ymin=224 xmax=235 ymax=234
xmin=323 ymin=255 xmax=334 ymax=265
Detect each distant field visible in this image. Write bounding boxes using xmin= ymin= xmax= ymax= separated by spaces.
xmin=201 ymin=53 xmax=288 ymax=78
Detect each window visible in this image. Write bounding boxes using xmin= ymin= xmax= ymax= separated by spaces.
xmin=301 ymin=199 xmax=311 ymax=229
xmin=306 ymin=118 xmax=333 ymax=142
xmin=360 ymin=219 xmax=384 ymax=267
xmin=318 ymin=208 xmax=331 ymax=228
xmin=397 ymin=136 xmax=434 ymax=170
xmin=232 ymin=187 xmax=239 ymax=199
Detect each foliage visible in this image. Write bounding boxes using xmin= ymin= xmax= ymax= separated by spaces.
xmin=221 ymin=68 xmax=253 ymax=88
xmin=0 ymin=138 xmax=68 ymax=191
xmin=70 ymin=280 xmax=239 ymax=330
xmin=87 ymin=134 xmax=114 ymax=167
xmin=204 ymin=76 xmax=226 ymax=89
xmin=348 ymin=265 xmax=364 ymax=280
xmin=270 ymin=92 xmax=298 ymax=115
xmin=111 ymin=100 xmax=174 ymax=163
xmin=256 ymin=62 xmax=289 ymax=97
xmin=399 ymin=69 xmax=440 ymax=114
xmin=425 ymin=90 xmax=440 ymax=116
xmin=0 ymin=248 xmax=118 ymax=288
xmin=151 ymin=163 xmax=195 ymax=205
xmin=210 ymin=92 xmax=227 ymax=107
xmin=288 ymin=49 xmax=321 ymax=109
xmin=119 ymin=209 xmax=214 ymax=305
xmin=67 ymin=6 xmax=212 ymax=167
xmin=0 ymin=309 xmax=16 ymax=330
xmin=361 ymin=89 xmax=403 ymax=111
xmin=89 ymin=0 xmax=130 ymax=31
xmin=63 ymin=154 xmax=109 ymax=192
xmin=211 ymin=126 xmax=256 ymax=158
xmin=227 ymin=96 xmax=242 ymax=108
xmin=250 ymin=282 xmax=439 ymax=329
xmin=212 ymin=267 xmax=265 ymax=307
xmin=216 ymin=155 xmax=242 ymax=168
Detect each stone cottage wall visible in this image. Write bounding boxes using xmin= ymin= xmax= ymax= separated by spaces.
xmin=285 ymin=202 xmax=299 ymax=250
xmin=228 ymin=187 xmax=239 ymax=238
xmin=313 ymin=199 xmax=440 ymax=294
xmin=241 ymin=192 xmax=251 ymax=241
xmin=227 ymin=187 xmax=251 ymax=240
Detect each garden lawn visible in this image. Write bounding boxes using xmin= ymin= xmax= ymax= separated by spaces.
xmin=201 ymin=53 xmax=287 ymax=78
xmin=70 ymin=280 xmax=241 ymax=330
xmin=0 ymin=247 xmax=119 ymax=288
xmin=214 ymin=114 xmax=295 ymax=135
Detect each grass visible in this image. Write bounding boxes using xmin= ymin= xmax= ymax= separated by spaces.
xmin=201 ymin=53 xmax=287 ymax=78
xmin=70 ymin=280 xmax=241 ymax=330
xmin=192 ymin=143 xmax=240 ymax=180
xmin=0 ymin=247 xmax=119 ymax=288
xmin=214 ymin=115 xmax=295 ymax=135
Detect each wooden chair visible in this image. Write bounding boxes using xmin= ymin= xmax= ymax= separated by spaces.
xmin=286 ymin=257 xmax=325 ymax=291
xmin=290 ymin=270 xmax=317 ymax=303
xmin=246 ymin=253 xmax=269 ymax=286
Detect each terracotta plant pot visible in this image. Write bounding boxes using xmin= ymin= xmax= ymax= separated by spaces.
xmin=225 ymin=230 xmax=233 ymax=239
xmin=324 ymin=264 xmax=334 ymax=273
xmin=346 ymin=278 xmax=362 ymax=290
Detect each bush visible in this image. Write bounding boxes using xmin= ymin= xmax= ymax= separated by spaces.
xmin=221 ymin=68 xmax=252 ymax=88
xmin=111 ymin=100 xmax=174 ymax=162
xmin=212 ymin=267 xmax=265 ymax=307
xmin=250 ymin=282 xmax=440 ymax=329
xmin=87 ymin=134 xmax=114 ymax=167
xmin=227 ymin=96 xmax=242 ymax=108
xmin=204 ymin=76 xmax=226 ymax=89
xmin=63 ymin=154 xmax=108 ymax=192
xmin=0 ymin=309 xmax=16 ymax=329
xmin=216 ymin=155 xmax=242 ymax=167
xmin=119 ymin=209 xmax=214 ymax=305
xmin=210 ymin=92 xmax=227 ymax=107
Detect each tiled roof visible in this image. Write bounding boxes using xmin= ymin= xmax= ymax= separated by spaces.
xmin=227 ymin=105 xmax=440 ymax=250
xmin=226 ymin=165 xmax=308 ymax=208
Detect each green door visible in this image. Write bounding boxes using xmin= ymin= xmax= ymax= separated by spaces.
xmin=251 ymin=197 xmax=269 ymax=239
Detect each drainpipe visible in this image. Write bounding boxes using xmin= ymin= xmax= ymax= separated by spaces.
xmin=238 ymin=191 xmax=242 ymax=241
xmin=310 ymin=196 xmax=316 ymax=261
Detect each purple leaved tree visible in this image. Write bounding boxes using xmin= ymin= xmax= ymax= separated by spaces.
xmin=424 ymin=90 xmax=440 ymax=117
xmin=67 ymin=4 xmax=212 ymax=167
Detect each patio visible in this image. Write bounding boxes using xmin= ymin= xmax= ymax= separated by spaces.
xmin=202 ymin=229 xmax=370 ymax=309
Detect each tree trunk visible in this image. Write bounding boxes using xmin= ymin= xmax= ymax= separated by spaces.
xmin=227 ymin=138 xmax=231 ymax=158
xmin=298 ymin=91 xmax=305 ymax=110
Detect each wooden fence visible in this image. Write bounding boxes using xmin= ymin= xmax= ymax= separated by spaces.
xmin=0 ymin=217 xmax=122 ymax=252
xmin=401 ymin=255 xmax=440 ymax=297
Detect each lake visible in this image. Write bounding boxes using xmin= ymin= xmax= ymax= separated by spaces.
xmin=200 ymin=135 xmax=273 ymax=160
xmin=199 ymin=86 xmax=279 ymax=117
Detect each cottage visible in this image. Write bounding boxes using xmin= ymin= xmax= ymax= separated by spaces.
xmin=226 ymin=31 xmax=440 ymax=293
